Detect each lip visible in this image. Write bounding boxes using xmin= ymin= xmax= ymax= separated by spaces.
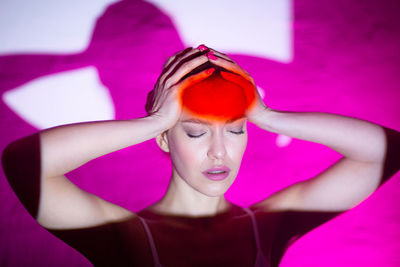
xmin=202 ymin=166 xmax=231 ymax=181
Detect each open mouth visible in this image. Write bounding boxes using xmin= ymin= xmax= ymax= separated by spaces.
xmin=202 ymin=167 xmax=231 ymax=181
xmin=208 ymin=170 xmax=226 ymax=174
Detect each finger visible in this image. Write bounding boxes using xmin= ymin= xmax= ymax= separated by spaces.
xmin=163 ymin=48 xmax=208 ymax=82
xmin=152 ymin=48 xmax=201 ymax=110
xmin=196 ymin=44 xmax=210 ymax=52
xmin=194 ymin=44 xmax=231 ymax=61
xmin=174 ymin=68 xmax=215 ymax=96
xmin=160 ymin=48 xmax=201 ymax=84
xmin=162 ymin=47 xmax=192 ymax=72
xmin=165 ymin=55 xmax=209 ymax=88
xmin=153 ymin=68 xmax=214 ymax=114
xmin=208 ymin=48 xmax=235 ymax=63
xmin=162 ymin=50 xmax=209 ymax=87
xmin=209 ymin=55 xmax=254 ymax=85
xmin=201 ymin=47 xmax=252 ymax=82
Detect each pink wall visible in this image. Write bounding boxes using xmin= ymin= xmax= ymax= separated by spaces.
xmin=1 ymin=0 xmax=399 ymax=266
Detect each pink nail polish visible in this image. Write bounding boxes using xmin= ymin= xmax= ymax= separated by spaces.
xmin=197 ymin=44 xmax=208 ymax=51
xmin=206 ymin=68 xmax=215 ymax=74
xmin=207 ymin=51 xmax=217 ymax=60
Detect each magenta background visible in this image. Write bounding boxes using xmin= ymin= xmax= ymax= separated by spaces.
xmin=1 ymin=0 xmax=400 ymax=266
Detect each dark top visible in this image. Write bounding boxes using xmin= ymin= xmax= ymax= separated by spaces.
xmin=48 ymin=204 xmax=342 ymax=267
xmin=3 ymin=130 xmax=399 ymax=266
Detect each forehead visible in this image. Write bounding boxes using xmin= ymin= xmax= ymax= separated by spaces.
xmin=179 ymin=111 xmax=246 ymax=126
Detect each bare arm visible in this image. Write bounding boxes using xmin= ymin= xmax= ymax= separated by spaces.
xmin=2 ymin=47 xmax=213 ymax=229
xmin=198 ymin=48 xmax=399 ymax=212
xmin=41 ymin=117 xmax=166 ymax=179
xmin=252 ymin=110 xmax=386 ymax=163
xmin=250 ymin=108 xmax=399 ymax=212
xmin=3 ymin=117 xmax=168 ymax=229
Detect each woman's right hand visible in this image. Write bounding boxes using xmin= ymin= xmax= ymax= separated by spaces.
xmin=2 ymin=46 xmax=218 ymax=230
xmin=147 ymin=47 xmax=215 ymax=129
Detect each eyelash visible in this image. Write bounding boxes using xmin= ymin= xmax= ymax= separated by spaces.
xmin=187 ymin=133 xmax=206 ymax=138
xmin=187 ymin=129 xmax=244 ymax=138
xmin=230 ymin=130 xmax=245 ymax=135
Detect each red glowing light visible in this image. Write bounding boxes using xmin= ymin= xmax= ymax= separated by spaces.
xmin=180 ymin=71 xmax=256 ymax=121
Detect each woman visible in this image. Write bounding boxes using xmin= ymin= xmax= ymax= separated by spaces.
xmin=2 ymin=45 xmax=399 ymax=267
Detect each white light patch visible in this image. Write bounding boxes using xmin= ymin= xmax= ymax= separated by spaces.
xmin=3 ymin=67 xmax=115 ymax=129
xmin=147 ymin=0 xmax=293 ymax=62
xmin=0 ymin=0 xmax=117 ymax=54
xmin=276 ymin=134 xmax=292 ymax=147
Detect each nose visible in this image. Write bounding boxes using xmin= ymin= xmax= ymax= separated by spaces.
xmin=207 ymin=132 xmax=227 ymax=160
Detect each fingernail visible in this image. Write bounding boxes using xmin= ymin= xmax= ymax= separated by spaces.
xmin=206 ymin=68 xmax=215 ymax=74
xmin=197 ymin=44 xmax=208 ymax=51
xmin=207 ymin=51 xmax=217 ymax=60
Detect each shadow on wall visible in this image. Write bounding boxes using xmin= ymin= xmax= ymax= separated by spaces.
xmin=0 ymin=0 xmax=400 ymax=266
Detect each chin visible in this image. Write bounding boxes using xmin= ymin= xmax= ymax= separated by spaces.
xmin=197 ymin=181 xmax=232 ymax=197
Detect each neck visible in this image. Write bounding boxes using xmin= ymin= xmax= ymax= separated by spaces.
xmin=150 ymin=172 xmax=231 ymax=217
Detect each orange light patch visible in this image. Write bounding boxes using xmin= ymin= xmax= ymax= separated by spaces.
xmin=180 ymin=71 xmax=256 ymax=121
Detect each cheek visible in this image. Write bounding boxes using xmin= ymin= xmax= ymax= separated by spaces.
xmin=228 ymin=135 xmax=248 ymax=162
xmin=169 ymin=136 xmax=204 ymax=171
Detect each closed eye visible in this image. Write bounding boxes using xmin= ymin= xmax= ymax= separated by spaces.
xmin=187 ymin=132 xmax=206 ymax=138
xmin=230 ymin=129 xmax=245 ymax=135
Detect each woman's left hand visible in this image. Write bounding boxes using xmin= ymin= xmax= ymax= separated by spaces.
xmin=204 ymin=47 xmax=270 ymax=126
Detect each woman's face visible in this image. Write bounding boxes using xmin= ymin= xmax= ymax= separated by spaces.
xmin=164 ymin=111 xmax=248 ymax=197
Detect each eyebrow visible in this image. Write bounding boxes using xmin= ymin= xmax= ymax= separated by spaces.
xmin=181 ymin=119 xmax=211 ymax=125
xmin=181 ymin=117 xmax=245 ymax=125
